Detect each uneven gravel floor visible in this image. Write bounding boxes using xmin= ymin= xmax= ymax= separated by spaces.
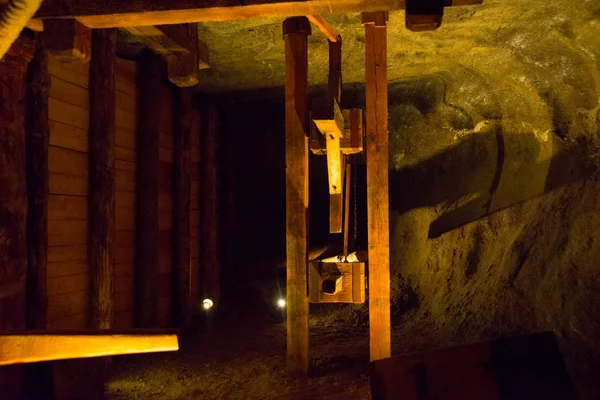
xmin=107 ymin=316 xmax=371 ymax=400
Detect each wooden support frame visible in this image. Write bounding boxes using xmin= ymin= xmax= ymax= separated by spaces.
xmin=283 ymin=16 xmax=311 ymax=378
xmin=306 ymin=15 xmax=340 ymax=42
xmin=0 ymin=330 xmax=179 ymax=366
xmin=406 ymin=0 xmax=445 ymax=31
xmin=362 ymin=11 xmax=391 ymax=362
xmin=173 ymin=88 xmax=193 ymax=327
xmin=135 ymin=53 xmax=162 ymax=328
xmin=89 ymin=28 xmax=117 ymax=330
xmin=33 ymin=0 xmax=482 ymax=28
xmin=25 ymin=33 xmax=50 ymax=330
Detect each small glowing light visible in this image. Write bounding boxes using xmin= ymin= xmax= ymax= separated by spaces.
xmin=202 ymin=298 xmax=214 ymax=310
xmin=277 ymin=298 xmax=286 ymax=308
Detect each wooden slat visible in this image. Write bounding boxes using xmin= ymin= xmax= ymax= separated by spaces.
xmin=116 ymin=146 xmax=135 ymax=162
xmin=50 ymin=75 xmax=89 ymax=108
xmin=116 ymin=169 xmax=135 ymax=192
xmin=115 ymin=276 xmax=133 ymax=294
xmin=48 ymin=57 xmax=89 ymax=88
xmin=26 ymin=36 xmax=51 ymax=330
xmin=362 ymin=11 xmax=391 ymax=361
xmin=47 ymin=290 xmax=88 ymax=321
xmin=115 ymin=291 xmax=134 ymax=312
xmin=49 ymin=121 xmax=88 ymax=153
xmin=48 ymin=245 xmax=87 ymax=263
xmin=116 ymin=91 xmax=136 ymax=114
xmin=116 ymin=129 xmax=135 ymax=150
xmin=47 ymin=260 xmax=87 ymax=279
xmin=116 ymin=207 xmax=135 ymax=231
xmin=283 ymin=17 xmax=310 ymax=378
xmin=306 ymin=15 xmax=340 ymax=42
xmin=49 ymin=146 xmax=88 ymax=176
xmin=46 ymin=312 xmax=86 ymax=329
xmin=48 ymin=195 xmax=87 ymax=220
xmin=116 ymin=230 xmax=135 ymax=248
xmin=89 ymin=28 xmax=117 ymax=330
xmin=48 ymin=219 xmax=87 ymax=246
xmin=48 ymin=97 xmax=88 ymax=129
xmin=49 ymin=172 xmax=87 ymax=196
xmin=115 ymin=262 xmax=134 ymax=278
xmin=116 ymin=108 xmax=136 ymax=132
xmin=115 ymin=248 xmax=134 ymax=264
xmin=48 ymin=274 xmax=88 ymax=296
xmin=34 ymin=0 xmax=483 ymax=28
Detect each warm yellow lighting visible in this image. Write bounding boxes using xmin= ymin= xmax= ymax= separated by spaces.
xmin=203 ymin=298 xmax=214 ymax=310
xmin=277 ymin=298 xmax=286 ymax=308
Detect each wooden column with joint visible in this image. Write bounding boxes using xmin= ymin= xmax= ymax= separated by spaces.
xmin=362 ymin=11 xmax=391 ymax=361
xmin=200 ymin=100 xmax=220 ymax=303
xmin=283 ymin=16 xmax=311 ymax=377
xmin=89 ymin=28 xmax=117 ymax=330
xmin=0 ymin=33 xmax=34 ymax=398
xmin=135 ymin=53 xmax=162 ymax=328
xmin=173 ymin=88 xmax=192 ymax=327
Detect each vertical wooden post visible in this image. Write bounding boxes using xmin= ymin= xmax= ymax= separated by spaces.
xmin=283 ymin=16 xmax=311 ymax=377
xmin=200 ymin=100 xmax=220 ymax=302
xmin=136 ymin=53 xmax=162 ymax=328
xmin=328 ymin=38 xmax=344 ymax=234
xmin=173 ymin=88 xmax=192 ymax=327
xmin=362 ymin=11 xmax=391 ymax=361
xmin=25 ymin=34 xmax=50 ymax=331
xmin=89 ymin=28 xmax=117 ymax=330
xmin=0 ymin=33 xmax=34 ymax=398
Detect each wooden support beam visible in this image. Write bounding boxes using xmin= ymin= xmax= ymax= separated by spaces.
xmin=283 ymin=16 xmax=311 ymax=378
xmin=200 ymin=100 xmax=220 ymax=302
xmin=25 ymin=33 xmax=50 ymax=331
xmin=406 ymin=0 xmax=444 ymax=31
xmin=306 ymin=15 xmax=340 ymax=42
xmin=0 ymin=33 xmax=34 ymax=398
xmin=173 ymin=88 xmax=192 ymax=327
xmin=33 ymin=0 xmax=482 ymax=28
xmin=362 ymin=11 xmax=391 ymax=362
xmin=89 ymin=29 xmax=117 ymax=330
xmin=43 ymin=19 xmax=91 ymax=62
xmin=123 ymin=23 xmax=209 ymax=87
xmin=340 ymin=108 xmax=364 ymax=154
xmin=136 ymin=53 xmax=162 ymax=328
xmin=0 ymin=330 xmax=179 ymax=366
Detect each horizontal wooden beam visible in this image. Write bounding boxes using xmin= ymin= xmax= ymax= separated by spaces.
xmin=0 ymin=330 xmax=179 ymax=366
xmin=32 ymin=0 xmax=483 ymax=28
xmin=306 ymin=15 xmax=340 ymax=42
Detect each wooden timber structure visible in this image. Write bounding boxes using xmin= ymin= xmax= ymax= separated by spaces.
xmin=0 ymin=0 xmax=483 ymax=396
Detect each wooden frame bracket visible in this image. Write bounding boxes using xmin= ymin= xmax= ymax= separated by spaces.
xmin=43 ymin=19 xmax=91 ymax=62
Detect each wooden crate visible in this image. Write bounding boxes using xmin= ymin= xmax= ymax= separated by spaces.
xmin=309 ymin=261 xmax=365 ymax=304
xmin=371 ymin=332 xmax=576 ymax=400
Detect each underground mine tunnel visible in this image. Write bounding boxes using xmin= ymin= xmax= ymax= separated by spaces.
xmin=0 ymin=0 xmax=599 ymax=398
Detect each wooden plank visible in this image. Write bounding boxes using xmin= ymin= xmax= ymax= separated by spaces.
xmin=406 ymin=0 xmax=444 ymax=32
xmin=47 ymin=57 xmax=89 ymax=88
xmin=116 ymin=159 xmax=135 ymax=172
xmin=115 ymin=90 xmax=136 ymax=114
xmin=116 ymin=108 xmax=136 ymax=132
xmin=46 ymin=312 xmax=86 ymax=329
xmin=49 ymin=146 xmax=88 ymax=176
xmin=362 ymin=11 xmax=391 ymax=362
xmin=115 ymin=248 xmax=134 ymax=264
xmin=48 ymin=274 xmax=88 ymax=296
xmin=47 ymin=291 xmax=88 ymax=321
xmin=48 ymin=220 xmax=87 ymax=246
xmin=115 ymin=276 xmax=133 ymax=294
xmin=49 ymin=121 xmax=88 ymax=152
xmin=116 ymin=191 xmax=135 ymax=209
xmin=44 ymin=19 xmax=91 ymax=62
xmin=48 ymin=195 xmax=87 ymax=220
xmin=136 ymin=53 xmax=162 ymax=328
xmin=283 ymin=16 xmax=310 ymax=378
xmin=115 ymin=291 xmax=134 ymax=312
xmin=49 ymin=172 xmax=87 ymax=196
xmin=26 ymin=35 xmax=51 ymax=330
xmin=200 ymin=100 xmax=220 ymax=302
xmin=115 ymin=262 xmax=134 ymax=278
xmin=115 ymin=230 xmax=135 ymax=248
xmin=116 ymin=146 xmax=135 ymax=162
xmin=116 ymin=207 xmax=135 ymax=231
xmin=116 ymin=169 xmax=135 ymax=192
xmin=0 ymin=331 xmax=179 ymax=366
xmin=173 ymin=88 xmax=192 ymax=326
xmin=89 ymin=28 xmax=117 ymax=330
xmin=50 ymin=75 xmax=89 ymax=108
xmin=48 ymin=97 xmax=88 ymax=129
xmin=47 ymin=260 xmax=87 ymax=278
xmin=34 ymin=0 xmax=483 ymax=28
xmin=306 ymin=15 xmax=340 ymax=42
xmin=47 ymin=245 xmax=86 ymax=263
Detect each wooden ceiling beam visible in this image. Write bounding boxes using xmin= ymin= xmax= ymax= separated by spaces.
xmin=31 ymin=0 xmax=483 ymax=28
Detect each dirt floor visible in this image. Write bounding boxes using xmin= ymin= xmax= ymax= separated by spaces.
xmin=108 ymin=315 xmax=371 ymax=400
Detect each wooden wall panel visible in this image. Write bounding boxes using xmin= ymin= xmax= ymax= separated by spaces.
xmin=190 ymin=107 xmax=200 ymax=304
xmin=46 ymin=57 xmax=90 ymax=329
xmin=158 ymin=82 xmax=174 ymax=327
xmin=46 ymin=56 xmax=139 ymax=330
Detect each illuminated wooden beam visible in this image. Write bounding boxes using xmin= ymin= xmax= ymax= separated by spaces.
xmin=31 ymin=0 xmax=483 ymax=28
xmin=306 ymin=15 xmax=339 ymax=42
xmin=284 ymin=16 xmax=311 ymax=378
xmin=362 ymin=11 xmax=391 ymax=361
xmin=0 ymin=331 xmax=179 ymax=366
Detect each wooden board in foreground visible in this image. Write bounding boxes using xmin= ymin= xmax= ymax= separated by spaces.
xmin=0 ymin=331 xmax=179 ymax=366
